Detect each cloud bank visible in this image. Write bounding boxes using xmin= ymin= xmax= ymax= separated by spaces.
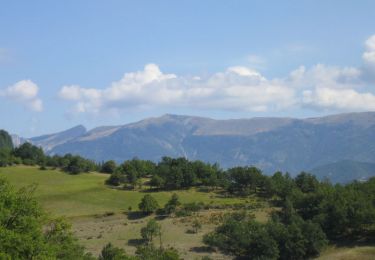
xmin=58 ymin=35 xmax=375 ymax=115
xmin=0 ymin=80 xmax=43 ymax=112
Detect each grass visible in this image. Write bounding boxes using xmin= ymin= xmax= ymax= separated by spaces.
xmin=0 ymin=166 xmax=246 ymax=218
xmin=72 ymin=208 xmax=271 ymax=259
xmin=0 ymin=166 xmax=259 ymax=258
xmin=318 ymin=245 xmax=375 ymax=260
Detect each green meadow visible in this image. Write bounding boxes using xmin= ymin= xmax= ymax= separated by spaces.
xmin=0 ymin=166 xmax=252 ymax=258
xmin=0 ymin=166 xmax=245 ymax=217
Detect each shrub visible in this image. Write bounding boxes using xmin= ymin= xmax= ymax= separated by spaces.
xmin=138 ymin=195 xmax=159 ymax=215
xmin=99 ymin=243 xmax=130 ymax=260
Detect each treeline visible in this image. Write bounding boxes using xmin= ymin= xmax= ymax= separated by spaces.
xmin=105 ymin=157 xmax=273 ymax=195
xmin=204 ymin=173 xmax=375 ymax=259
xmin=1 ymin=142 xmax=97 ymax=174
xmin=0 ymin=130 xmax=97 ymax=174
xmin=105 ymin=157 xmax=225 ymax=190
xmin=104 ymin=156 xmax=300 ymax=198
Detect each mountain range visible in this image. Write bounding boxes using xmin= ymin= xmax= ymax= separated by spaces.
xmin=311 ymin=160 xmax=375 ymax=184
xmin=13 ymin=112 xmax=375 ymax=181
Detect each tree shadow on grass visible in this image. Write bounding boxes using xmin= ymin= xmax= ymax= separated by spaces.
xmin=127 ymin=211 xmax=148 ymax=220
xmin=196 ymin=187 xmax=211 ymax=193
xmin=329 ymin=230 xmax=375 ymax=249
xmin=189 ymin=246 xmax=215 ymax=253
xmin=128 ymin=238 xmax=146 ymax=247
xmin=140 ymin=188 xmax=162 ymax=193
xmin=154 ymin=215 xmax=168 ymax=220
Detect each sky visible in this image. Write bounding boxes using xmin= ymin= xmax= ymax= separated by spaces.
xmin=1 ymin=0 xmax=375 ymax=137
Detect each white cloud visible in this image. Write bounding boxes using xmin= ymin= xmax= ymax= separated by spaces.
xmin=4 ymin=80 xmax=39 ymax=99
xmin=303 ymin=88 xmax=375 ymax=111
xmin=59 ymin=64 xmax=297 ymax=114
xmin=0 ymin=80 xmax=43 ymax=112
xmin=363 ymin=35 xmax=375 ymax=64
xmin=227 ymin=66 xmax=264 ymax=78
xmin=362 ymin=35 xmax=375 ymax=81
xmin=59 ymin=35 xmax=375 ymax=115
xmin=296 ymin=34 xmax=375 ymax=112
xmin=287 ymin=64 xmax=362 ymax=89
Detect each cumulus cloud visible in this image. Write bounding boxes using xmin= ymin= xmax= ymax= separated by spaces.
xmin=363 ymin=35 xmax=375 ymax=65
xmin=59 ymin=35 xmax=375 ymax=115
xmin=287 ymin=64 xmax=362 ymax=89
xmin=0 ymin=80 xmax=43 ymax=112
xmin=303 ymin=88 xmax=375 ymax=111
xmin=59 ymin=63 xmax=297 ymax=114
xmin=362 ymin=35 xmax=375 ymax=81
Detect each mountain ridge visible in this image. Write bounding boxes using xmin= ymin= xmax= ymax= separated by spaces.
xmin=13 ymin=111 xmax=375 ymax=176
xmin=311 ymin=160 xmax=375 ymax=183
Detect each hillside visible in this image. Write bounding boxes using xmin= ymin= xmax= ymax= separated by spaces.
xmin=23 ymin=112 xmax=375 ymax=175
xmin=310 ymin=160 xmax=375 ymax=183
xmin=0 ymin=166 xmax=244 ymax=217
xmin=1 ymin=166 xmax=374 ymax=259
xmin=30 ymin=125 xmax=87 ymax=151
xmin=0 ymin=166 xmax=248 ymax=258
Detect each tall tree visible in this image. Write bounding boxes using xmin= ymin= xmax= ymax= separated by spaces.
xmin=101 ymin=160 xmax=117 ymax=174
xmin=141 ymin=219 xmax=161 ymax=244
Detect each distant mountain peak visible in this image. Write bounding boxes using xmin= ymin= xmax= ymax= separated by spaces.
xmin=30 ymin=125 xmax=87 ymax=151
xmin=71 ymin=124 xmax=86 ymax=131
xmin=22 ymin=111 xmax=375 ymax=180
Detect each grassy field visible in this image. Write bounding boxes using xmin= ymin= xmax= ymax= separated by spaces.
xmin=317 ymin=245 xmax=375 ymax=260
xmin=1 ymin=166 xmax=374 ymax=259
xmin=0 ymin=166 xmax=246 ymax=217
xmin=0 ymin=166 xmax=251 ymax=259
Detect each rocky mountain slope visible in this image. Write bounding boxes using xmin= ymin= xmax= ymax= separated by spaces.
xmin=311 ymin=160 xmax=375 ymax=183
xmin=25 ymin=112 xmax=375 ymax=174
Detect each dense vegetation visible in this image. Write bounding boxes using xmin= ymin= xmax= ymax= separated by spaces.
xmin=106 ymin=157 xmax=225 ymax=190
xmin=0 ymin=130 xmax=13 ymax=150
xmin=203 ymin=173 xmax=375 ymax=259
xmin=0 ymin=178 xmax=92 ymax=259
xmin=102 ymin=157 xmax=375 ymax=259
xmin=0 ymin=130 xmax=13 ymax=167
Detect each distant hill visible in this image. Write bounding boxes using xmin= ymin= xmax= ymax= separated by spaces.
xmin=310 ymin=160 xmax=375 ymax=184
xmin=20 ymin=112 xmax=375 ymax=175
xmin=29 ymin=125 xmax=87 ymax=152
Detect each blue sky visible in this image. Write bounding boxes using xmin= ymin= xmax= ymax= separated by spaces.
xmin=1 ymin=0 xmax=375 ymax=137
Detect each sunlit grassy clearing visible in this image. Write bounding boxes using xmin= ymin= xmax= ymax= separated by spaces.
xmin=317 ymin=245 xmax=375 ymax=260
xmin=0 ymin=166 xmax=246 ymax=217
